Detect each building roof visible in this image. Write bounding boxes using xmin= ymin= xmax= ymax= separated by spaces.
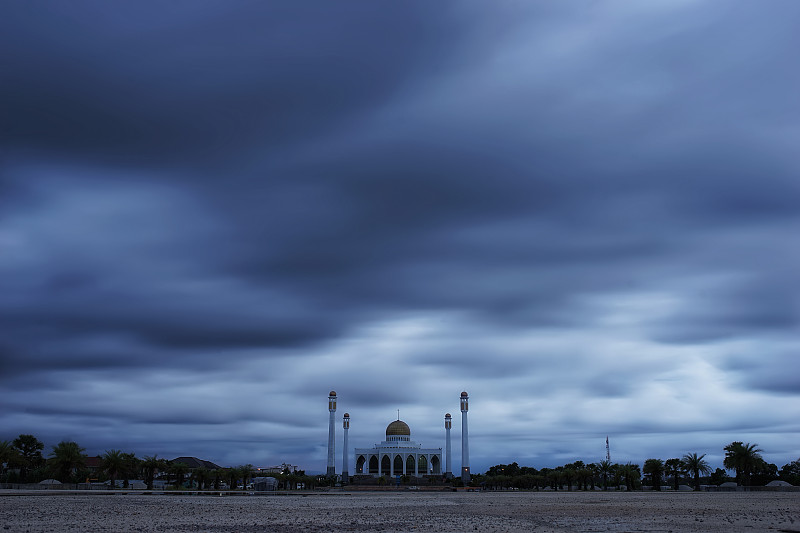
xmin=169 ymin=457 xmax=222 ymax=470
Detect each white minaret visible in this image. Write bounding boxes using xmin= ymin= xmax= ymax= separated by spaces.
xmin=327 ymin=391 xmax=337 ymax=476
xmin=342 ymin=413 xmax=350 ymax=481
xmin=460 ymin=391 xmax=470 ymax=484
xmin=445 ymin=413 xmax=453 ymax=479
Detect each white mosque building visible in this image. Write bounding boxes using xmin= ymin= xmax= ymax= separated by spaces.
xmin=326 ymin=390 xmax=470 ymax=481
xmin=354 ymin=419 xmax=443 ymax=477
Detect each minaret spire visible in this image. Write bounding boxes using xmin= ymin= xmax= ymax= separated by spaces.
xmin=444 ymin=413 xmax=453 ymax=479
xmin=326 ymin=391 xmax=337 ymax=476
xmin=342 ymin=413 xmax=350 ymax=482
xmin=460 ymin=391 xmax=470 ymax=484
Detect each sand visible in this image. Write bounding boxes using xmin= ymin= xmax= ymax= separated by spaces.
xmin=1 ymin=490 xmax=798 ymax=532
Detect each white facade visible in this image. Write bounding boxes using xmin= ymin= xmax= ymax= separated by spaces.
xmin=354 ymin=420 xmax=442 ymax=478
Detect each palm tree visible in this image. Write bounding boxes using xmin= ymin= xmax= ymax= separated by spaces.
xmin=617 ymin=463 xmax=640 ymax=491
xmin=193 ymin=467 xmax=210 ymax=489
xmin=598 ymin=460 xmax=613 ymax=491
xmin=225 ymin=467 xmax=238 ymax=490
xmin=562 ymin=468 xmax=576 ymax=491
xmin=546 ymin=470 xmax=561 ymax=490
xmin=101 ymin=450 xmax=126 ymax=488
xmin=724 ymin=442 xmax=763 ymax=486
xmin=210 ymin=469 xmax=222 ymax=490
xmin=141 ymin=455 xmax=166 ymax=490
xmin=170 ymin=462 xmax=189 ymax=488
xmin=0 ymin=441 xmax=19 ymax=480
xmin=664 ymin=458 xmax=683 ymax=491
xmin=239 ymin=464 xmax=253 ymax=489
xmin=121 ymin=453 xmax=138 ymax=488
xmin=643 ymin=459 xmax=665 ymax=491
xmin=682 ymin=453 xmax=711 ymax=491
xmin=575 ymin=468 xmax=591 ymax=491
xmin=49 ymin=441 xmax=86 ymax=483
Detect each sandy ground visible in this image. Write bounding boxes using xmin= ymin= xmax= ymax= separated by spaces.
xmin=1 ymin=490 xmax=799 ymax=532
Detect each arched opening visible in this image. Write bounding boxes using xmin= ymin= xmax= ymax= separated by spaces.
xmin=369 ymin=456 xmax=379 ymax=474
xmin=356 ymin=455 xmax=366 ymax=474
xmin=418 ymin=455 xmax=428 ymax=474
xmin=431 ymin=455 xmax=441 ymax=474
xmin=381 ymin=455 xmax=390 ymax=475
xmin=394 ymin=455 xmax=403 ymax=475
xmin=406 ymin=455 xmax=415 ymax=476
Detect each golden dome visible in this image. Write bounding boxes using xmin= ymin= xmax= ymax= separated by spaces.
xmin=460 ymin=391 xmax=468 ymax=397
xmin=445 ymin=413 xmax=451 ymax=418
xmin=386 ymin=420 xmax=411 ymax=436
xmin=343 ymin=413 xmax=350 ymax=418
xmin=329 ymin=391 xmax=337 ymax=397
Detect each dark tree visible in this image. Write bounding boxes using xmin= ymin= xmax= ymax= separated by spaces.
xmin=12 ymin=434 xmax=45 ymax=482
xmin=708 ymin=468 xmax=729 ymax=486
xmin=682 ymin=453 xmax=711 ymax=491
xmin=664 ymin=458 xmax=683 ymax=491
xmin=598 ymin=460 xmax=613 ymax=491
xmin=170 ymin=462 xmax=189 ymax=488
xmin=724 ymin=442 xmax=763 ymax=486
xmin=49 ymin=441 xmax=86 ymax=483
xmin=779 ymin=459 xmax=800 ymax=486
xmin=643 ymin=459 xmax=665 ymax=491
xmin=0 ymin=441 xmax=19 ymax=480
xmin=141 ymin=455 xmax=167 ymax=490
xmin=101 ymin=450 xmax=125 ymax=488
xmin=121 ymin=453 xmax=139 ymax=488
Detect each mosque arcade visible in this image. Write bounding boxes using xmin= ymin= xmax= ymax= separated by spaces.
xmin=326 ymin=390 xmax=470 ymax=482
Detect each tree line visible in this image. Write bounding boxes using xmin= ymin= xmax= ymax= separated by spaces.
xmin=4 ymin=435 xmax=799 ymax=490
xmin=481 ymin=442 xmax=799 ymax=491
xmin=0 ymin=434 xmax=320 ymax=490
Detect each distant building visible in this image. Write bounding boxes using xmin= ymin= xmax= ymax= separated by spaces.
xmin=328 ymin=390 xmax=470 ymax=482
xmin=85 ymin=456 xmax=103 ymax=475
xmin=257 ymin=463 xmax=300 ymax=475
xmin=252 ymin=476 xmax=278 ymax=490
xmin=354 ymin=419 xmax=442 ymax=477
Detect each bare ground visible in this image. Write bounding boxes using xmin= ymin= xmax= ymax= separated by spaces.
xmin=1 ymin=490 xmax=799 ymax=532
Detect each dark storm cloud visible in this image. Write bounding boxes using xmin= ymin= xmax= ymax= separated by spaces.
xmin=0 ymin=2 xmax=461 ymax=164
xmin=2 ymin=1 xmax=799 ymax=470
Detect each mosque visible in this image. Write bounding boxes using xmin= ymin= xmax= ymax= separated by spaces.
xmin=326 ymin=390 xmax=471 ymax=483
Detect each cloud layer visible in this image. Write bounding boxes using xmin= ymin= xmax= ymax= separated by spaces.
xmin=2 ymin=1 xmax=799 ymax=472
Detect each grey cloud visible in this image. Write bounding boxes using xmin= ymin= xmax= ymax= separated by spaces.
xmin=723 ymin=350 xmax=800 ymax=395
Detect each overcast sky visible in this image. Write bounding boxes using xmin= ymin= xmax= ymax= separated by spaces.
xmin=2 ymin=1 xmax=799 ymax=474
